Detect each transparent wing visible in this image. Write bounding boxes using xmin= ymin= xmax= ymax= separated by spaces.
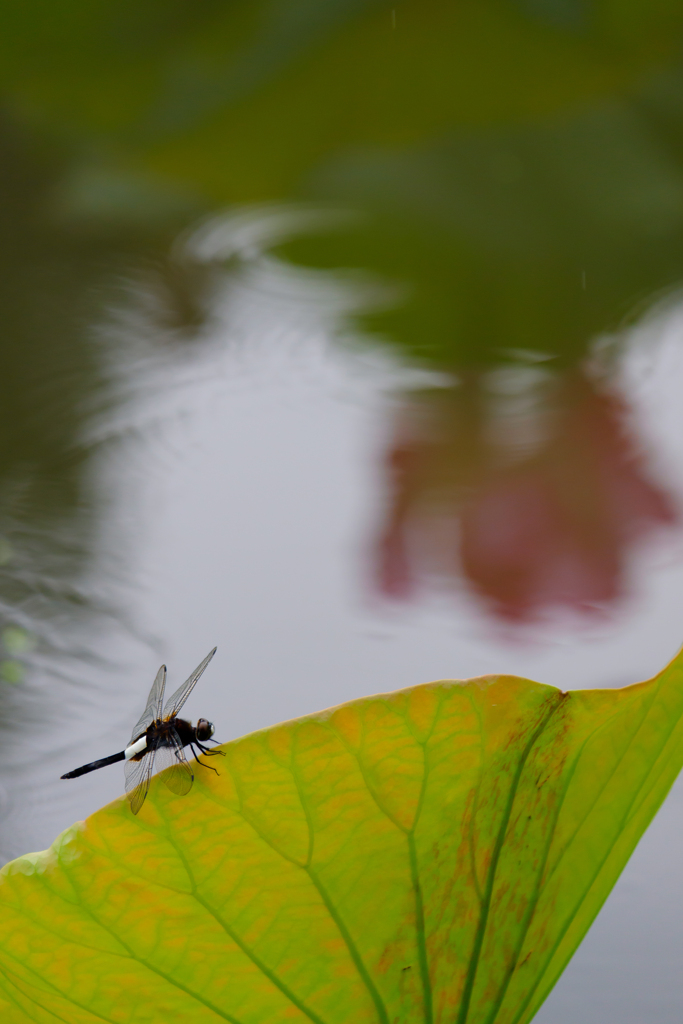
xmin=125 ymin=751 xmax=155 ymax=815
xmin=129 ymin=664 xmax=167 ymax=744
xmin=162 ymin=647 xmax=216 ymax=719
xmin=154 ymin=730 xmax=194 ymax=796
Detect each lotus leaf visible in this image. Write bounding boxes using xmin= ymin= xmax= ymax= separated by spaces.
xmin=2 ymin=650 xmax=683 ymax=1022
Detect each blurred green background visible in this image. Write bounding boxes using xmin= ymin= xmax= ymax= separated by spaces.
xmin=2 ymin=0 xmax=683 ymax=633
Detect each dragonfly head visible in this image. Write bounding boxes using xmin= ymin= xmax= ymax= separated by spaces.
xmin=195 ymin=718 xmax=215 ymax=741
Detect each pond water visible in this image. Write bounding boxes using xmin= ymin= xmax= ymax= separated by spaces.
xmin=3 ymin=3 xmax=683 ymax=1021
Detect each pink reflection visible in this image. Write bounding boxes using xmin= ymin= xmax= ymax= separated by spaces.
xmin=375 ymin=371 xmax=678 ymax=621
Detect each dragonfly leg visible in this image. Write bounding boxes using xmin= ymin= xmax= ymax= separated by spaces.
xmin=196 ymin=741 xmax=225 ymax=757
xmin=190 ymin=743 xmax=220 ymax=774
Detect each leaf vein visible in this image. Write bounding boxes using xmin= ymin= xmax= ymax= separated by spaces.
xmin=306 ymin=867 xmax=390 ymax=1024
xmin=456 ymin=695 xmax=562 ymax=1024
xmin=165 ymin=830 xmax=330 ymax=1024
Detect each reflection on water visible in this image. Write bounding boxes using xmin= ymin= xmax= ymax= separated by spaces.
xmin=374 ymin=366 xmax=678 ymax=621
xmin=3 ymin=2 xmax=683 ymax=1020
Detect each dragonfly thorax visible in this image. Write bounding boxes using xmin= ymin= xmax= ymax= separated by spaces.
xmin=135 ymin=716 xmax=214 ymax=755
xmin=144 ymin=717 xmax=194 ymax=751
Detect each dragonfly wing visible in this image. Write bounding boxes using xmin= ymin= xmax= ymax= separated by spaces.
xmin=125 ymin=751 xmax=155 ymax=815
xmin=154 ymin=730 xmax=194 ymax=796
xmin=162 ymin=648 xmax=216 ymax=719
xmin=129 ymin=664 xmax=166 ymax=744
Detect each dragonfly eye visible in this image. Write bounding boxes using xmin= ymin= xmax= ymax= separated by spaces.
xmin=195 ymin=718 xmax=214 ymax=741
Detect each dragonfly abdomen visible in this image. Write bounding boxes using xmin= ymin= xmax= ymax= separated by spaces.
xmin=61 ymin=750 xmax=126 ymax=779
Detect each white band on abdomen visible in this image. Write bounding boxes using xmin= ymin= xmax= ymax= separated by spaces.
xmin=124 ymin=735 xmax=148 ymax=760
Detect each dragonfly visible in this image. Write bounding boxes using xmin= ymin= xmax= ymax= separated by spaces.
xmin=61 ymin=648 xmax=223 ymax=814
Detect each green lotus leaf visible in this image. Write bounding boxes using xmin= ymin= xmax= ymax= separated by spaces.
xmin=2 ymin=647 xmax=683 ymax=1023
